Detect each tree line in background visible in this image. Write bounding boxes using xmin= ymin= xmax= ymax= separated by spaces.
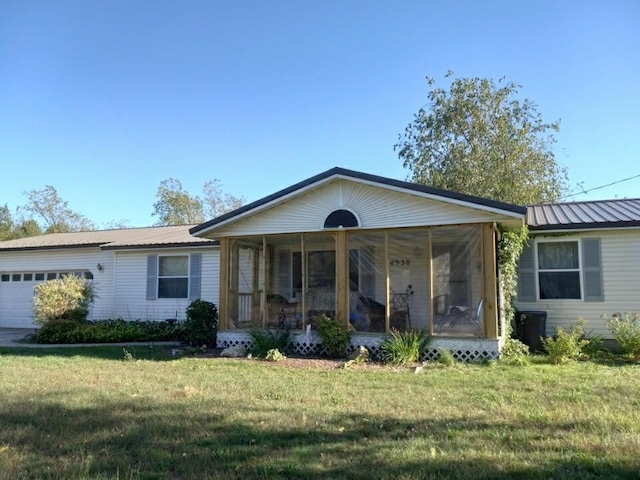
xmin=1 ymin=73 xmax=569 ymax=242
xmin=0 ymin=178 xmax=244 ymax=241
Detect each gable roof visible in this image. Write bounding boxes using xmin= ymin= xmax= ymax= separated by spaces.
xmin=527 ymin=198 xmax=640 ymax=231
xmin=190 ymin=167 xmax=527 ymax=236
xmin=0 ymin=225 xmax=218 ymax=252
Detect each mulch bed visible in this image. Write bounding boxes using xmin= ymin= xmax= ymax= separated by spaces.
xmin=174 ymin=347 xmax=406 ymax=371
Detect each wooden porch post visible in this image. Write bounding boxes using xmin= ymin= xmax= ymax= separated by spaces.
xmin=482 ymin=223 xmax=499 ymax=338
xmin=335 ymin=230 xmax=348 ymax=326
xmin=218 ymin=237 xmax=229 ymax=330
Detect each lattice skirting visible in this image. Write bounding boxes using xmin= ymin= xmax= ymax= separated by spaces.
xmin=217 ymin=331 xmax=503 ymax=362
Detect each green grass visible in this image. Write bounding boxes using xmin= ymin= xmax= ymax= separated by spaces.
xmin=0 ymin=348 xmax=639 ymax=479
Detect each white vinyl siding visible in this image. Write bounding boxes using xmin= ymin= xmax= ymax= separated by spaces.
xmin=515 ymin=230 xmax=640 ymax=338
xmin=0 ymin=247 xmax=115 ymax=328
xmin=212 ymin=180 xmax=514 ymax=237
xmin=113 ymin=248 xmax=219 ymax=321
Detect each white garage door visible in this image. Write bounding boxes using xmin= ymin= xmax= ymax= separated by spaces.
xmin=0 ymin=273 xmax=40 ymax=328
xmin=0 ymin=271 xmax=94 ymax=328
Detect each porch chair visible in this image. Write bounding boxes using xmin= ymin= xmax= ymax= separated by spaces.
xmin=266 ymin=294 xmax=299 ymax=329
xmin=443 ymin=299 xmax=483 ymax=335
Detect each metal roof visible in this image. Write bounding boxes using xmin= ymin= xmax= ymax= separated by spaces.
xmin=0 ymin=225 xmax=218 ymax=252
xmin=527 ymin=198 xmax=640 ymax=231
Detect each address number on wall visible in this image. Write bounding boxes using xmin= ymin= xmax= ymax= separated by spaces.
xmin=389 ymin=259 xmax=411 ymax=266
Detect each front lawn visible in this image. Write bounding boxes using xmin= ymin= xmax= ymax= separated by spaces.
xmin=0 ymin=348 xmax=638 ymax=479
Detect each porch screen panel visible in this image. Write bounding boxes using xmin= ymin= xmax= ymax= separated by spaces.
xmin=265 ymin=235 xmax=303 ymax=330
xmin=431 ymin=225 xmax=483 ymax=338
xmin=303 ymin=233 xmax=336 ymax=328
xmin=387 ymin=230 xmax=430 ymax=332
xmin=348 ymin=232 xmax=386 ymax=332
xmin=228 ymin=238 xmax=263 ymax=329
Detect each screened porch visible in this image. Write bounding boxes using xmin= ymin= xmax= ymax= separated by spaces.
xmin=219 ymin=223 xmax=499 ymax=339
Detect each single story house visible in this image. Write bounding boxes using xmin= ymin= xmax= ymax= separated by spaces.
xmin=1 ymin=168 xmax=637 ymax=358
xmin=515 ymin=198 xmax=640 ymax=338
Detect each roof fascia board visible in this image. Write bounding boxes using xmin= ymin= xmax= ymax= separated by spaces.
xmin=530 ymin=224 xmax=640 ymax=234
xmin=102 ymin=242 xmax=219 ymax=251
xmin=0 ymin=243 xmax=104 ymax=253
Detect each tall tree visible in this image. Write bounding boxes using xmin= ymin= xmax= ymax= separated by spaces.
xmin=152 ymin=178 xmax=244 ymax=226
xmin=152 ymin=178 xmax=205 ymax=226
xmin=396 ymin=75 xmax=569 ymax=205
xmin=20 ymin=185 xmax=96 ymax=232
xmin=203 ymin=179 xmax=244 ymax=219
xmin=13 ymin=219 xmax=43 ymax=238
xmin=0 ymin=204 xmax=14 ymax=240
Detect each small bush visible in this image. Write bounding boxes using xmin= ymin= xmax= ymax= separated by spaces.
xmin=249 ymin=329 xmax=291 ymax=358
xmin=33 ymin=275 xmax=96 ymax=324
xmin=500 ymin=338 xmax=531 ymax=366
xmin=436 ymin=348 xmax=456 ymax=366
xmin=606 ymin=312 xmax=640 ymax=358
xmin=379 ymin=329 xmax=431 ymax=365
xmin=265 ymin=348 xmax=286 ymax=362
xmin=542 ymin=319 xmax=588 ymax=364
xmin=184 ymin=300 xmax=218 ymax=347
xmin=316 ymin=315 xmax=351 ymax=358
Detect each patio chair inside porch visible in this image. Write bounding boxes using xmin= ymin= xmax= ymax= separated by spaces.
xmin=266 ymin=294 xmax=299 ymax=329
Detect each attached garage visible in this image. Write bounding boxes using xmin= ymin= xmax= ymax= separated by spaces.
xmin=0 ymin=226 xmax=219 ymax=329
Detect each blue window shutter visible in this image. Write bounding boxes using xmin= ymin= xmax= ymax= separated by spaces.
xmin=146 ymin=255 xmax=158 ymax=301
xmin=582 ymin=238 xmax=604 ymax=302
xmin=517 ymin=242 xmax=536 ymax=302
xmin=189 ymin=253 xmax=202 ymax=301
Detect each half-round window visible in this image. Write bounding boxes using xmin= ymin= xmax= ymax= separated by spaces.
xmin=324 ymin=209 xmax=359 ymax=229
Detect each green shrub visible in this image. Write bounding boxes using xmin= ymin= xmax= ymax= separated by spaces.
xmin=316 ymin=315 xmax=351 ymax=358
xmin=265 ymin=348 xmax=286 ymax=362
xmin=542 ymin=319 xmax=588 ymax=364
xmin=500 ymin=338 xmax=531 ymax=366
xmin=36 ymin=319 xmax=184 ymax=344
xmin=184 ymin=300 xmax=218 ymax=347
xmin=249 ymin=329 xmax=291 ymax=358
xmin=379 ymin=329 xmax=431 ymax=365
xmin=606 ymin=312 xmax=640 ymax=358
xmin=33 ymin=275 xmax=96 ymax=324
xmin=436 ymin=348 xmax=456 ymax=366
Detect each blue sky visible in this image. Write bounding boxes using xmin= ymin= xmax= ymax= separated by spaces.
xmin=1 ymin=0 xmax=638 ymax=228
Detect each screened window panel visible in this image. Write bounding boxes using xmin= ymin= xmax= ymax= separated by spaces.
xmin=539 ymin=272 xmax=581 ymax=299
xmin=159 ymin=256 xmax=188 ymax=276
xmin=158 ymin=278 xmax=188 ymax=298
xmin=538 ymin=242 xmax=579 ymax=269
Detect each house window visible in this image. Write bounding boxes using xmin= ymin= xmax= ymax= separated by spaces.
xmin=46 ymin=273 xmax=57 ymax=280
xmin=537 ymin=241 xmax=581 ymax=299
xmin=11 ymin=274 xmax=21 ymax=281
xmin=324 ymin=209 xmax=359 ymax=229
xmin=23 ymin=273 xmax=33 ymax=281
xmin=158 ymin=255 xmax=189 ymax=299
xmin=35 ymin=273 xmax=45 ymax=281
xmin=1 ymin=274 xmax=9 ymax=282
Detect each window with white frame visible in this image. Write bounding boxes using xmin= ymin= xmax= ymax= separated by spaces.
xmin=537 ymin=241 xmax=581 ymax=299
xmin=158 ymin=255 xmax=189 ymax=299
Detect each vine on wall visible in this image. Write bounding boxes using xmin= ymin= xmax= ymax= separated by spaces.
xmin=497 ymin=223 xmax=529 ymax=336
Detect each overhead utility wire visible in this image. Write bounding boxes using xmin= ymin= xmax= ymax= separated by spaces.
xmin=559 ymin=173 xmax=640 ymax=201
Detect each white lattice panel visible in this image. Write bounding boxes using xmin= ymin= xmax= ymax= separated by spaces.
xmin=217 ymin=331 xmax=501 ymax=362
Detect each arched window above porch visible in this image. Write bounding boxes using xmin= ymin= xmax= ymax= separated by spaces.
xmin=324 ymin=209 xmax=359 ymax=229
